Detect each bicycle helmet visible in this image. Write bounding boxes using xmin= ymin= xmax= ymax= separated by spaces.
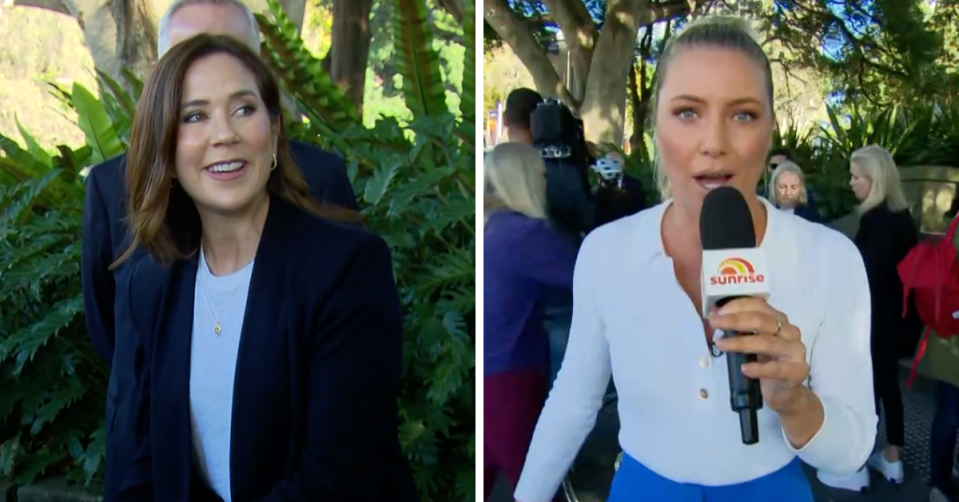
xmin=591 ymin=156 xmax=623 ymax=181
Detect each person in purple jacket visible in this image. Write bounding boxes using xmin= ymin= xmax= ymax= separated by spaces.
xmin=484 ymin=142 xmax=578 ymax=501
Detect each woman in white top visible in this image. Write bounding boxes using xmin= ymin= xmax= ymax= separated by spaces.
xmin=514 ymin=16 xmax=876 ymax=502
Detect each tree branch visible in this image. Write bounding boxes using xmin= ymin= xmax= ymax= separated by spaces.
xmin=541 ymin=0 xmax=598 ymax=98
xmin=484 ymin=0 xmax=579 ymax=110
xmin=10 ymin=0 xmax=69 ymax=15
xmin=647 ymin=0 xmax=711 ymax=24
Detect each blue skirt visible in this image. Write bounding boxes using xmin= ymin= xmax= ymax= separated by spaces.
xmin=608 ymin=453 xmax=814 ymax=502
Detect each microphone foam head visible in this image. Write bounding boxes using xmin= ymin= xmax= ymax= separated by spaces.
xmin=700 ymin=186 xmax=755 ymax=250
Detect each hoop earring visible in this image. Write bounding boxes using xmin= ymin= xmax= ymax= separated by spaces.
xmin=271 ymin=154 xmax=277 ymax=171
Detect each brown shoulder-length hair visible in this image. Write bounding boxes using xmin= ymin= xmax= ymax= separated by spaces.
xmin=112 ymin=34 xmax=361 ymax=268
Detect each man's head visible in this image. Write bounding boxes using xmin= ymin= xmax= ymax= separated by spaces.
xmin=768 ymin=147 xmax=791 ymax=172
xmin=503 ymin=88 xmax=542 ymax=145
xmin=157 ymin=0 xmax=260 ymax=58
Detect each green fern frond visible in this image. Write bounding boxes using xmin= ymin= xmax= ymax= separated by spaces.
xmin=255 ymin=0 xmax=360 ymax=134
xmin=0 ymin=295 xmax=84 ymax=375
xmin=394 ymin=0 xmax=449 ymax=119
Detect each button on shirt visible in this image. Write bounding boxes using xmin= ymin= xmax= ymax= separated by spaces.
xmin=514 ymin=198 xmax=877 ymax=502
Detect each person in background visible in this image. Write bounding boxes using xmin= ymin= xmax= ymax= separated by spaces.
xmin=484 ymin=142 xmax=577 ymax=501
xmin=927 ymin=196 xmax=959 ymax=502
xmin=517 ymin=95 xmax=583 ymax=387
xmin=515 ymin=16 xmax=875 ymax=502
xmin=592 ymin=151 xmax=648 ymax=228
xmin=80 ymin=0 xmax=357 ymax=498
xmin=841 ymin=144 xmax=918 ymax=490
xmin=487 ymin=88 xmax=539 ymax=207
xmin=504 ymin=88 xmax=544 ymax=145
xmin=767 ymin=148 xmax=789 ymax=170
xmin=113 ymin=34 xmax=415 ymax=500
xmin=767 ymin=161 xmax=821 ymax=223
xmin=763 ymin=148 xmax=820 ymax=216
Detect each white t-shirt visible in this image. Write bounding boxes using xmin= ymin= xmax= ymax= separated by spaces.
xmin=189 ymin=248 xmax=254 ymax=502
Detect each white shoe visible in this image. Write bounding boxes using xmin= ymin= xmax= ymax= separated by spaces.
xmin=816 ymin=466 xmax=870 ymax=492
xmin=867 ymin=450 xmax=904 ymax=484
xmin=930 ymin=487 xmax=951 ymax=502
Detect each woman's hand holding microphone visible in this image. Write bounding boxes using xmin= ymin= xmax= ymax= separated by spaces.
xmin=709 ymin=297 xmax=825 ymax=448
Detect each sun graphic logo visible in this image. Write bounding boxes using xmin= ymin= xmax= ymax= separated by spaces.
xmin=709 ymin=257 xmax=766 ymax=285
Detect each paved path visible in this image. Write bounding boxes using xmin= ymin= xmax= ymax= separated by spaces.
xmin=488 ymin=365 xmax=946 ymax=502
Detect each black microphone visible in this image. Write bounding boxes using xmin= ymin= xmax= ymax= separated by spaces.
xmin=700 ymin=186 xmax=765 ymax=445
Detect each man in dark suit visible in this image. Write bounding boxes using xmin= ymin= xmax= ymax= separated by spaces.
xmin=80 ymin=0 xmax=357 ymax=497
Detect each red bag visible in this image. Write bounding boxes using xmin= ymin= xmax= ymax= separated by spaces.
xmin=897 ymin=215 xmax=959 ymax=387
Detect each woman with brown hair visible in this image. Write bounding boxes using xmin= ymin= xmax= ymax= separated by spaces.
xmin=111 ymin=34 xmax=418 ymax=502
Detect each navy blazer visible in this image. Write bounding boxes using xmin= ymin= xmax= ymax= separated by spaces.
xmin=791 ymin=204 xmax=822 ymax=224
xmin=116 ymin=197 xmax=418 ymax=501
xmin=80 ymin=141 xmax=357 ymax=498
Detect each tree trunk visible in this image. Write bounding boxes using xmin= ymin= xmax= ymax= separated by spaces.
xmin=579 ymin=0 xmax=647 ymax=146
xmin=483 ymin=0 xmax=579 ymax=110
xmin=12 ymin=0 xmax=307 ymax=84
xmin=110 ymin=0 xmax=156 ymax=80
xmin=628 ymin=27 xmax=654 ymax=152
xmin=329 ymin=0 xmax=373 ymax=116
xmin=581 ymin=0 xmax=706 ymax=145
xmin=627 ymin=64 xmax=641 ymax=151
xmin=487 ymin=0 xmax=709 ymax=143
xmin=541 ymin=0 xmax=596 ymax=101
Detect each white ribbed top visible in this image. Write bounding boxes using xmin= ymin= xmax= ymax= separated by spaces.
xmin=514 ymin=198 xmax=877 ymax=502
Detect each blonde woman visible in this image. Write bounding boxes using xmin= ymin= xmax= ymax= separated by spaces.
xmin=515 ymin=16 xmax=875 ymax=502
xmin=483 ymin=142 xmax=577 ymax=501
xmin=768 ymin=161 xmax=821 ymax=223
xmin=847 ymin=144 xmax=918 ymax=487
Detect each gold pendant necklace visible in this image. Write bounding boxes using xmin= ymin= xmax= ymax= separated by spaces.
xmin=200 ymin=251 xmax=253 ymax=335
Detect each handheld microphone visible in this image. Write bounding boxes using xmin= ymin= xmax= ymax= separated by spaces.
xmin=700 ymin=186 xmax=769 ymax=445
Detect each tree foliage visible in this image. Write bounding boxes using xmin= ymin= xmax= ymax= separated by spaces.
xmin=484 ymin=0 xmax=959 ymax=143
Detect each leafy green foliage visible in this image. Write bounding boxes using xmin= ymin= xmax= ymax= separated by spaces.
xmin=0 ymin=169 xmax=106 ymax=486
xmin=623 ymin=101 xmax=959 ymax=223
xmin=0 ymin=2 xmax=474 ymax=500
xmin=260 ymin=1 xmax=474 ymax=498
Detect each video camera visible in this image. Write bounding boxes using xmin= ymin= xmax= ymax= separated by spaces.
xmin=530 ymin=99 xmax=593 ymax=235
xmin=529 ymin=99 xmax=648 ymax=233
xmin=530 ymin=99 xmax=589 ymax=164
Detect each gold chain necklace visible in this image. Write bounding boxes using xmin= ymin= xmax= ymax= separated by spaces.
xmin=199 ymin=252 xmax=253 ymax=335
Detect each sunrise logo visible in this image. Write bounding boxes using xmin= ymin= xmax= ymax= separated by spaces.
xmin=718 ymin=258 xmax=754 ymax=276
xmin=710 ymin=257 xmax=765 ymax=285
